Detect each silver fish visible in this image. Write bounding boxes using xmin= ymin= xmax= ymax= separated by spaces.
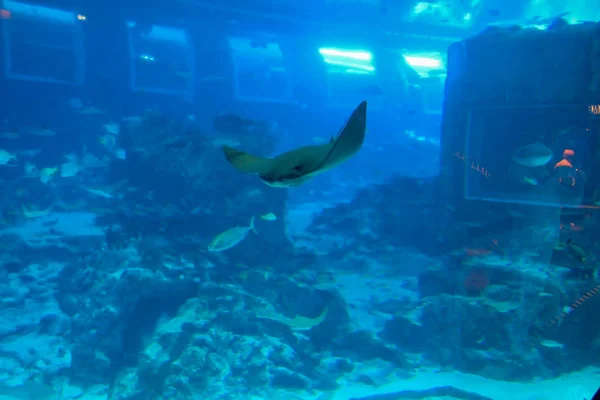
xmin=512 ymin=142 xmax=553 ymax=167
xmin=208 ymin=217 xmax=257 ymax=252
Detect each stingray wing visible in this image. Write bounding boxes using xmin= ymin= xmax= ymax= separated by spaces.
xmin=223 ymin=146 xmax=272 ymax=175
xmin=312 ymin=100 xmax=367 ymax=173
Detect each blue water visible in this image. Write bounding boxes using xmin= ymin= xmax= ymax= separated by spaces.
xmin=0 ymin=1 xmax=599 ymax=399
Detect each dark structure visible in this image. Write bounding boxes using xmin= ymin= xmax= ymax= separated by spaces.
xmin=440 ymin=21 xmax=600 ymax=210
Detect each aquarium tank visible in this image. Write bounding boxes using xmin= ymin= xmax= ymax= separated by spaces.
xmin=1 ymin=0 xmax=600 ymax=399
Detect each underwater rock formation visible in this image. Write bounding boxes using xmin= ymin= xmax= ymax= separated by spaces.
xmin=300 ymin=175 xmax=600 ymax=381
xmin=103 ymin=110 xmax=294 ymax=266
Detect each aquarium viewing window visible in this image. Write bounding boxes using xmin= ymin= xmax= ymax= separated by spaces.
xmin=464 ymin=104 xmax=600 ymax=209
xmin=126 ymin=21 xmax=195 ymax=99
xmin=227 ymin=37 xmax=292 ymax=103
xmin=1 ymin=0 xmax=84 ymax=85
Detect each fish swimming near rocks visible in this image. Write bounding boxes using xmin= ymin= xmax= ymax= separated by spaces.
xmin=208 ymin=216 xmax=257 ymax=252
xmin=222 ymin=101 xmax=367 ymax=187
xmin=512 ymin=142 xmax=553 ymax=167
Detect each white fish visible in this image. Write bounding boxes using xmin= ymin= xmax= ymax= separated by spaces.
xmin=114 ymin=148 xmax=127 ymax=160
xmin=40 ymin=167 xmax=58 ymax=185
xmin=22 ymin=204 xmax=53 ymax=218
xmin=540 ymin=339 xmax=564 ymax=349
xmin=260 ymin=212 xmax=277 ymax=221
xmin=207 ymin=217 xmax=257 ymax=252
xmin=0 ymin=150 xmax=16 ymax=165
xmin=83 ymin=187 xmax=113 ymax=198
xmin=104 ymin=122 xmax=120 ymax=135
xmin=512 ymin=143 xmax=553 ymax=167
xmin=60 ymin=162 xmax=81 ymax=177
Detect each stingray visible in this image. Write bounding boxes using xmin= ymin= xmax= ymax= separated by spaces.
xmin=222 ymin=101 xmax=367 ymax=187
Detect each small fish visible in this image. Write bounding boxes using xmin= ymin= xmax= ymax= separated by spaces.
xmin=540 ymin=339 xmax=564 ymax=349
xmin=523 ymin=176 xmax=540 ymax=185
xmin=208 ymin=217 xmax=257 ymax=252
xmin=83 ymin=187 xmax=114 ymax=198
xmin=566 ymin=238 xmax=586 ymax=263
xmin=104 ymin=122 xmax=120 ymax=135
xmin=114 ymin=148 xmax=127 ymax=160
xmin=260 ymin=212 xmax=277 ymax=221
xmin=512 ymin=142 xmax=553 ymax=167
xmin=60 ymin=162 xmax=81 ymax=177
xmin=0 ymin=149 xmax=16 ymax=165
xmin=27 ymin=127 xmax=56 ymax=137
xmin=40 ymin=167 xmax=58 ymax=185
xmin=22 ymin=204 xmax=53 ymax=218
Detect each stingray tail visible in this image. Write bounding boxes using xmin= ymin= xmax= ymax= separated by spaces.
xmin=223 ymin=146 xmax=271 ymax=175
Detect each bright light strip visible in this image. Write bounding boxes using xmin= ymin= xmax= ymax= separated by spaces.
xmin=318 ymin=47 xmax=375 ymax=73
xmin=403 ymin=55 xmax=441 ymax=68
xmin=318 ymin=48 xmax=373 ymax=61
